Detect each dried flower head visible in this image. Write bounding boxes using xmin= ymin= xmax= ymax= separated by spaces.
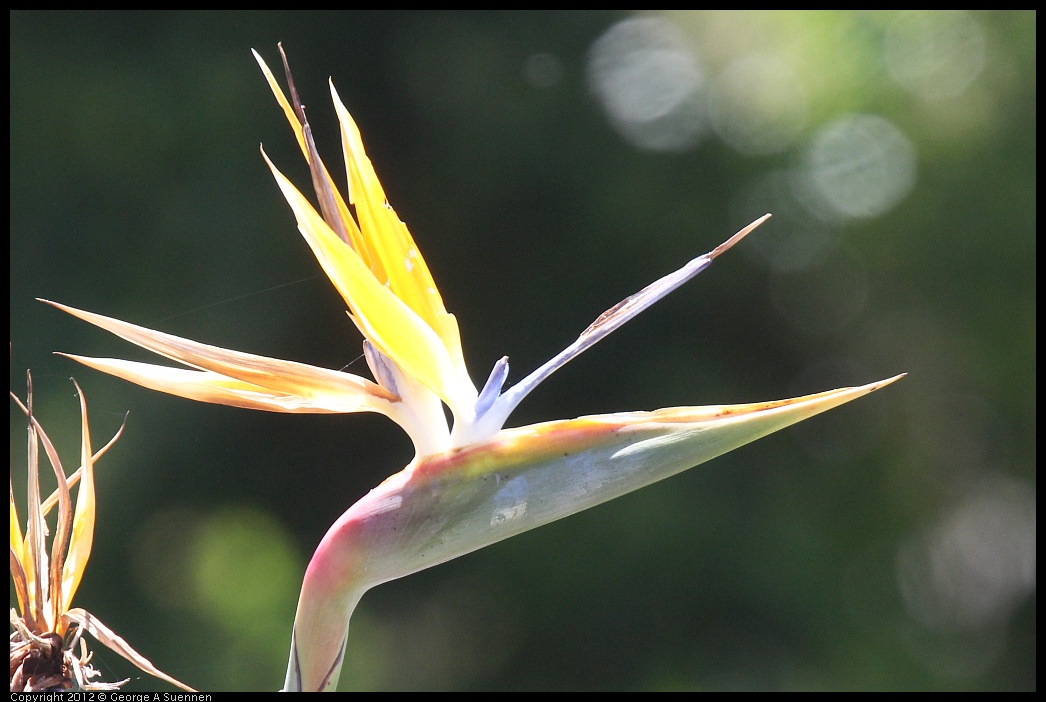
xmin=9 ymin=373 xmax=195 ymax=692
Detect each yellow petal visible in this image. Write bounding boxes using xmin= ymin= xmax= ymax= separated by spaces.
xmin=254 ymin=48 xmax=473 ymax=409
xmin=252 ymin=48 xmax=369 ymax=255
xmin=10 ymin=490 xmax=29 ymax=618
xmin=263 ymin=154 xmax=477 ymax=412
xmin=330 ymin=84 xmax=467 ymax=371
xmin=61 ymin=380 xmax=95 ymax=612
xmin=41 ymin=300 xmax=397 ymax=410
xmin=10 ymin=488 xmax=24 ymax=575
xmin=253 ymin=48 xmax=309 ymax=161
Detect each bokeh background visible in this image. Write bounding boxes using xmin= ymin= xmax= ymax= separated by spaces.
xmin=10 ymin=11 xmax=1035 ymax=691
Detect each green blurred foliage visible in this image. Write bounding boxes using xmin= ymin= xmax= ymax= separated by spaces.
xmin=11 ymin=11 xmax=1034 ymax=691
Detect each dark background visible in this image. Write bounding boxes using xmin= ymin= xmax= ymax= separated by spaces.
xmin=11 ymin=11 xmax=1035 ymax=691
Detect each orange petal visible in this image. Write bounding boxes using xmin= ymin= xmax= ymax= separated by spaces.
xmin=41 ymin=300 xmax=397 ymax=410
xmin=61 ymin=355 xmax=387 ymax=414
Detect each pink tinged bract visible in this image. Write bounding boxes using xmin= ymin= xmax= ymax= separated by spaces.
xmin=283 ymin=376 xmax=902 ymax=691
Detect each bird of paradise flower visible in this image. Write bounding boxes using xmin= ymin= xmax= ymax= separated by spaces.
xmin=10 ymin=374 xmax=195 ymax=692
xmin=43 ymin=46 xmax=902 ymax=691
